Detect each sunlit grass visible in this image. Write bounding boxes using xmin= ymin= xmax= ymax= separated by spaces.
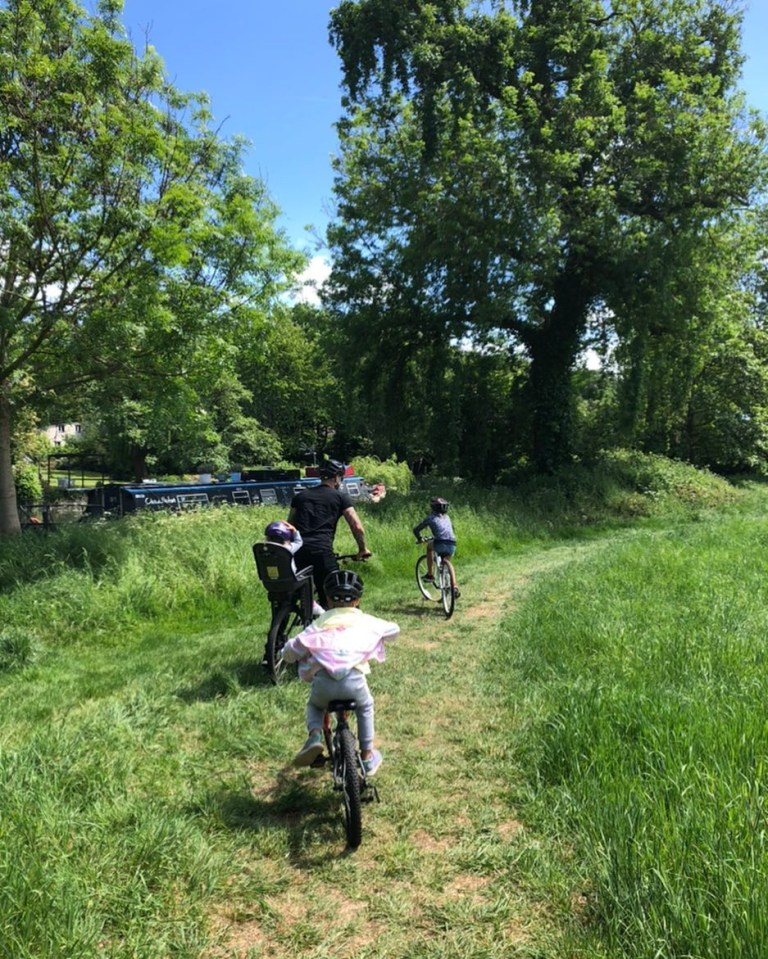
xmin=0 ymin=461 xmax=765 ymax=957
xmin=502 ymin=514 xmax=768 ymax=958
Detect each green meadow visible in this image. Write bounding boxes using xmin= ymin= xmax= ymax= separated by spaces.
xmin=1 ymin=458 xmax=766 ymax=958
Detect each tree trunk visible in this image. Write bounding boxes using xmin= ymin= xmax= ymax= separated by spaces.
xmin=131 ymin=447 xmax=150 ymax=483
xmin=525 ymin=275 xmax=589 ymax=473
xmin=0 ymin=384 xmax=22 ymax=536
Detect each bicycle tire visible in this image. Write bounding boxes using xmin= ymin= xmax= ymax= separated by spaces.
xmin=265 ymin=602 xmax=302 ymax=685
xmin=439 ymin=559 xmax=455 ymax=619
xmin=339 ymin=726 xmax=363 ymax=849
xmin=416 ymin=554 xmax=440 ymax=602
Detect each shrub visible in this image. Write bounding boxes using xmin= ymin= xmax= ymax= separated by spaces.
xmin=351 ymin=454 xmax=413 ymax=492
xmin=13 ymin=462 xmax=43 ymax=505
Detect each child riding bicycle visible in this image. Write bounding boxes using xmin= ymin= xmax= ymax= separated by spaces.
xmin=281 ymin=569 xmax=399 ymax=777
xmin=259 ymin=521 xmax=324 ymax=666
xmin=412 ymin=496 xmax=460 ymax=598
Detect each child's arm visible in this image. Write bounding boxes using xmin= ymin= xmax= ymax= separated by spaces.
xmin=383 ymin=622 xmax=400 ymax=641
xmin=370 ymin=615 xmax=400 ymax=642
xmin=282 ymin=522 xmax=303 ymax=555
xmin=281 ymin=633 xmax=308 ymax=663
xmin=290 ymin=528 xmax=303 ymax=554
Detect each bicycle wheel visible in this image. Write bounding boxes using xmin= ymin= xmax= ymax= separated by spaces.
xmin=265 ymin=602 xmax=302 ymax=685
xmin=339 ymin=726 xmax=363 ymax=849
xmin=416 ymin=554 xmax=440 ymax=602
xmin=439 ymin=560 xmax=455 ymax=619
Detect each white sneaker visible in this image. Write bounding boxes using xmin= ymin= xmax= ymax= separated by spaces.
xmin=362 ymin=749 xmax=383 ymax=777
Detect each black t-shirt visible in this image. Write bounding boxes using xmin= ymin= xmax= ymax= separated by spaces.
xmin=290 ymin=484 xmax=354 ymax=550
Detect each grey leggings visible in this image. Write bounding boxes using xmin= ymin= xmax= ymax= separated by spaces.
xmin=306 ymin=669 xmax=375 ymax=752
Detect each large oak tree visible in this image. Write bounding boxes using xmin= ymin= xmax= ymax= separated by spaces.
xmin=326 ymin=0 xmax=767 ymax=473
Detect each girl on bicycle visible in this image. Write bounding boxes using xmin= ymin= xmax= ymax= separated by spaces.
xmin=413 ymin=497 xmax=460 ymax=598
xmin=281 ymin=569 xmax=399 ymax=777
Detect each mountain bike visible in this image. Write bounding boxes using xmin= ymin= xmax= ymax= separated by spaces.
xmin=311 ymin=698 xmax=380 ymax=849
xmin=415 ymin=537 xmax=456 ymax=619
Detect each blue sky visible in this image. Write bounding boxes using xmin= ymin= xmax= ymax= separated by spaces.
xmin=120 ymin=0 xmax=768 ymax=260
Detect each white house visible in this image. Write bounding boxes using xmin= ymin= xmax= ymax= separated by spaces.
xmin=44 ymin=422 xmax=82 ymax=446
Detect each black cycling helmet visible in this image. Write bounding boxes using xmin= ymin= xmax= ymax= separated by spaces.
xmin=324 ymin=568 xmax=364 ymax=602
xmin=431 ymin=496 xmax=449 ymax=513
xmin=318 ymin=458 xmax=346 ymax=479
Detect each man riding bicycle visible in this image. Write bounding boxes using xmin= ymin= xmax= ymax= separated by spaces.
xmin=288 ymin=458 xmax=372 ymax=608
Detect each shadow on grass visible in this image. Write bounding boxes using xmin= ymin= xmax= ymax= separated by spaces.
xmin=213 ymin=771 xmax=357 ymax=864
xmin=384 ymin=600 xmax=446 ymax=619
xmin=175 ymin=658 xmax=273 ymax=702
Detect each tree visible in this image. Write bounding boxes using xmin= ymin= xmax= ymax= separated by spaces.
xmin=0 ymin=0 xmax=303 ymax=534
xmin=78 ymin=159 xmax=304 ymax=481
xmin=327 ymin=0 xmax=767 ymax=473
xmin=236 ymin=302 xmax=343 ymax=462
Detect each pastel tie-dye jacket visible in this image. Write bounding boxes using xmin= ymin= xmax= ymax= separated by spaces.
xmin=282 ymin=606 xmax=399 ymax=682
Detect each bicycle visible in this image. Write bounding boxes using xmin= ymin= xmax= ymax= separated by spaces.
xmin=415 ymin=536 xmax=456 ymax=619
xmin=252 ymin=545 xmax=360 ymax=684
xmin=310 ymin=698 xmax=380 ymax=849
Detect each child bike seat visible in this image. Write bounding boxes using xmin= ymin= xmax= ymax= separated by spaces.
xmin=253 ymin=542 xmax=312 ymax=593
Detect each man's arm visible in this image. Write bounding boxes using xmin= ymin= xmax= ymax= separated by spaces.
xmin=342 ymin=506 xmax=372 ymax=559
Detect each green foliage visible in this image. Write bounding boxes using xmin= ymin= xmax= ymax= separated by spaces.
xmin=0 ymin=0 xmax=305 ymax=529
xmin=327 ymin=0 xmax=768 ymax=474
xmin=237 ymin=304 xmax=343 ymax=462
xmin=501 ymin=449 xmax=736 ymax=528
xmin=351 ymin=454 xmax=413 ymax=491
xmin=683 ymin=326 xmax=768 ymax=473
xmin=12 ymin=462 xmax=42 ymax=506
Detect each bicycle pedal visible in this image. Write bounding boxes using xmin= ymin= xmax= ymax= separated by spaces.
xmin=309 ymin=753 xmax=328 ymax=768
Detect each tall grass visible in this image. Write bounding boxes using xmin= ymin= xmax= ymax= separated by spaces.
xmin=0 ymin=480 xmax=560 ymax=649
xmin=0 ymin=456 xmax=760 ymax=957
xmin=501 ymin=514 xmax=768 ymax=958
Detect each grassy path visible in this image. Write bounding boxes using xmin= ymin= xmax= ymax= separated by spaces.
xmin=208 ymin=543 xmax=608 ymax=959
xmin=5 ymin=482 xmax=766 ymax=958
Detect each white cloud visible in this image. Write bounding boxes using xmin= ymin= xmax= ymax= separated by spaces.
xmin=291 ymin=255 xmax=331 ymax=305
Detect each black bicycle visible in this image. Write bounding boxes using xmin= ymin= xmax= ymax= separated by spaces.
xmin=252 ymin=541 xmax=314 ymax=684
xmin=415 ymin=537 xmax=456 ymax=619
xmin=252 ymin=545 xmax=359 ymax=685
xmin=311 ymin=699 xmax=379 ymax=849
